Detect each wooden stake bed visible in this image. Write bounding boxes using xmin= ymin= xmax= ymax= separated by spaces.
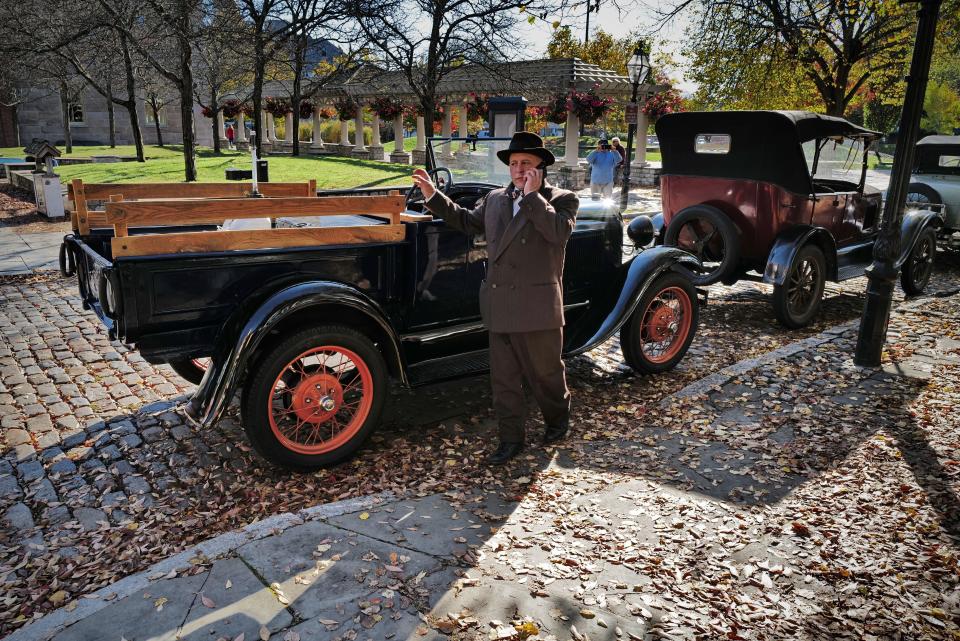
xmin=67 ymin=179 xmax=428 ymax=258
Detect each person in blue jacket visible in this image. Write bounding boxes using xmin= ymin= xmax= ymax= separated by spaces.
xmin=586 ymin=139 xmax=621 ymax=199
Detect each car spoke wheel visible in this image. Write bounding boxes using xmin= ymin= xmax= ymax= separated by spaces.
xmin=267 ymin=346 xmax=374 ymax=456
xmin=242 ymin=326 xmax=387 ymax=470
xmin=620 ymin=272 xmax=699 ymax=374
xmin=169 ymin=357 xmax=211 ymax=385
xmin=772 ymin=244 xmax=826 ymax=329
xmin=900 ymin=227 xmax=937 ymax=296
xmin=663 ymin=205 xmax=741 ymax=286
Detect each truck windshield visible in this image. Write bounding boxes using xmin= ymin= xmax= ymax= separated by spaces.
xmin=428 ymin=137 xmax=514 ymax=186
xmin=801 ymin=137 xmax=867 ymax=185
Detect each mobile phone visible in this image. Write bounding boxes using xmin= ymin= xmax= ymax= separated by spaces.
xmin=537 ymin=161 xmax=547 ymax=181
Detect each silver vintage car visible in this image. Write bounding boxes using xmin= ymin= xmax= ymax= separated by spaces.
xmin=906 ymin=135 xmax=960 ymax=250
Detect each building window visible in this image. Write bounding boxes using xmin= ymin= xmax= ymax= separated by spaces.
xmin=67 ymin=102 xmax=84 ymax=124
xmin=145 ymin=106 xmax=167 ymax=126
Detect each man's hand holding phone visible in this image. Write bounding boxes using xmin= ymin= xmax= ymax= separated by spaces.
xmin=523 ymin=164 xmax=544 ymax=195
xmin=412 ymin=168 xmax=436 ymax=200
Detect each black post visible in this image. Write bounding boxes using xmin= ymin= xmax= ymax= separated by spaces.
xmin=854 ymin=0 xmax=942 ymax=366
xmin=620 ymin=45 xmax=644 ymax=212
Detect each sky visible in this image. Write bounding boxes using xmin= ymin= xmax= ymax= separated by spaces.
xmin=511 ymin=0 xmax=697 ymax=93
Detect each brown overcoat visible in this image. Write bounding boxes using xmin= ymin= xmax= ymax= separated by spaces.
xmin=424 ymin=182 xmax=579 ymax=333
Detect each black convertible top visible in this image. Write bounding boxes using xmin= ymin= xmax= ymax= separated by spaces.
xmin=915 ymin=135 xmax=960 ymax=175
xmin=656 ymin=111 xmax=880 ymax=194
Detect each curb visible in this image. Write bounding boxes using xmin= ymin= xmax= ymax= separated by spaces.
xmin=4 ymin=491 xmax=398 ymax=641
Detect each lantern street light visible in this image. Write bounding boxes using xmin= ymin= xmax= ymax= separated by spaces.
xmin=620 ymin=43 xmax=650 ymax=212
xmin=854 ymin=0 xmax=942 ymax=365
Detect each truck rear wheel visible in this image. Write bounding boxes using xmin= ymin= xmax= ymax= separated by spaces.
xmin=241 ymin=325 xmax=387 ymax=470
xmin=620 ymin=272 xmax=699 ymax=374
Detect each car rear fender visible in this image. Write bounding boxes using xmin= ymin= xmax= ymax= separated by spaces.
xmin=763 ymin=226 xmax=838 ymax=285
xmin=895 ymin=209 xmax=943 ymax=270
xmin=565 ymin=246 xmax=702 ymax=357
xmin=184 ymin=281 xmax=405 ymax=428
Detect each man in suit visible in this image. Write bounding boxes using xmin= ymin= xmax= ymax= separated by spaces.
xmin=412 ymin=131 xmax=579 ymax=465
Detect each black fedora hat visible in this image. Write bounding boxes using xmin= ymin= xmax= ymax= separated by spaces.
xmin=495 ymin=131 xmax=556 ymax=166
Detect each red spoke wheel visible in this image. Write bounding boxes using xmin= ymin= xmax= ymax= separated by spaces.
xmin=663 ymin=205 xmax=741 ymax=286
xmin=620 ymin=272 xmax=699 ymax=374
xmin=169 ymin=357 xmax=211 ymax=385
xmin=242 ymin=326 xmax=387 ymax=470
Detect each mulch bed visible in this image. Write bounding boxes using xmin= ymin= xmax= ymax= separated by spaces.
xmin=0 ymin=184 xmax=71 ymax=233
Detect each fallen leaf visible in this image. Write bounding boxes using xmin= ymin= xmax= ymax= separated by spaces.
xmin=259 ymin=625 xmax=270 ymax=640
xmin=201 ymin=594 xmax=215 ymax=608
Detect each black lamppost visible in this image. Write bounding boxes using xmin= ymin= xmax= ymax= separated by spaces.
xmin=854 ymin=0 xmax=942 ymax=366
xmin=620 ymin=43 xmax=650 ymax=212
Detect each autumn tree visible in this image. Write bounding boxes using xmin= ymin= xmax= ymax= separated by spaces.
xmin=546 ymin=26 xmax=637 ymax=75
xmin=350 ymin=0 xmax=571 ymax=134
xmin=664 ymin=0 xmax=918 ymax=116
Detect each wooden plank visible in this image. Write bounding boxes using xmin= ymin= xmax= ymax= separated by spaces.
xmin=80 ymin=182 xmax=312 ymax=201
xmin=309 ymin=179 xmax=316 ymax=196
xmin=73 ymin=179 xmax=89 ymax=234
xmin=366 ymin=212 xmax=434 ymax=223
xmin=110 ymin=224 xmax=406 ymax=257
xmin=105 ymin=195 xmax=406 ymax=226
xmin=109 ymin=195 xmax=126 ymax=238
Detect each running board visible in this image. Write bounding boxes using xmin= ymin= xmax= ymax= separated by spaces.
xmin=407 ymin=349 xmax=490 ymax=386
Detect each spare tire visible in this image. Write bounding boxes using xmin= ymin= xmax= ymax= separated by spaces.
xmin=663 ymin=205 xmax=741 ymax=286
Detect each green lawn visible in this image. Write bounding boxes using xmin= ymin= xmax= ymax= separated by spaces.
xmin=45 ymin=147 xmax=415 ymax=189
xmin=0 ymin=144 xmax=185 ymax=160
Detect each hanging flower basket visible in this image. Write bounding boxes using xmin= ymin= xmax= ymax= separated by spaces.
xmin=567 ymin=85 xmax=613 ymax=125
xmin=333 ymin=96 xmax=357 ymax=120
xmin=264 ymin=97 xmax=291 ymax=117
xmin=201 ymin=105 xmax=214 ymax=119
xmin=299 ymin=100 xmax=315 ymax=119
xmin=544 ymin=94 xmax=568 ymax=124
xmin=642 ymin=87 xmax=684 ymax=122
xmin=369 ymin=97 xmax=404 ymax=120
xmin=465 ymin=93 xmax=488 ymax=121
xmin=318 ymin=107 xmax=334 ymax=119
xmin=221 ymin=99 xmax=243 ymax=119
xmin=242 ymin=103 xmax=256 ymax=117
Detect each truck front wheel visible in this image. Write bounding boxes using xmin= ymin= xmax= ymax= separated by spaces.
xmin=241 ymin=325 xmax=387 ymax=470
xmin=620 ymin=272 xmax=699 ymax=374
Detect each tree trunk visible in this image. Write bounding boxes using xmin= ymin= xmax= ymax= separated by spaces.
xmin=153 ymin=103 xmax=164 ymax=147
xmin=120 ymin=33 xmax=145 ymax=162
xmin=252 ymin=43 xmax=266 ymax=158
xmin=211 ymin=87 xmax=221 ymax=154
xmin=59 ymin=83 xmax=73 ymax=154
xmin=107 ymin=87 xmax=116 ymax=148
xmin=179 ymin=34 xmax=197 ymax=181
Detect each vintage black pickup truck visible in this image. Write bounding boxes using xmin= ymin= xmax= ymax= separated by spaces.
xmin=61 ymin=137 xmax=702 ymax=469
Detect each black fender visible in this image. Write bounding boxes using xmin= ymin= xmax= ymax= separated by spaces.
xmin=894 ymin=209 xmax=943 ymax=270
xmin=184 ymin=281 xmax=405 ymax=428
xmin=564 ymin=246 xmax=702 ymax=357
xmin=762 ymin=226 xmax=838 ymax=285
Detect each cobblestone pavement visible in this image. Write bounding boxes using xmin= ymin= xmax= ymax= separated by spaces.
xmin=0 ymin=248 xmax=958 ymax=633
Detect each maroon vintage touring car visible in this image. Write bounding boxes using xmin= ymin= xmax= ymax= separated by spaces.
xmin=655 ymin=110 xmax=942 ymax=328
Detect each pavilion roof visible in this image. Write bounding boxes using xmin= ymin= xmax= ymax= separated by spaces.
xmin=260 ymin=58 xmax=666 ymax=105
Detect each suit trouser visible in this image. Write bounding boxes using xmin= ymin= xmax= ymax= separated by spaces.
xmin=489 ymin=329 xmax=571 ymax=443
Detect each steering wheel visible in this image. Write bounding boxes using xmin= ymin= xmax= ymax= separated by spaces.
xmin=406 ymin=167 xmax=453 ymax=208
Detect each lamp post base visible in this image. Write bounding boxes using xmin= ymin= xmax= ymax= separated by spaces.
xmin=854 ymin=263 xmax=898 ymax=367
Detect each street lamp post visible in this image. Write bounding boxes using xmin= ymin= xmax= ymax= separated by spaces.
xmin=620 ymin=43 xmax=650 ymax=212
xmin=854 ymin=0 xmax=942 ymax=366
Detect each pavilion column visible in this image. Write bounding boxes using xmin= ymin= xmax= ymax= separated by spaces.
xmin=441 ymin=109 xmax=453 ymax=158
xmin=283 ymin=112 xmax=294 ymax=147
xmin=457 ymin=105 xmax=469 ymax=153
xmin=339 ymin=118 xmax=352 ymax=155
xmin=412 ymin=116 xmax=427 ymax=166
xmin=234 ymin=114 xmax=247 ymax=144
xmin=310 ymin=106 xmax=324 ymax=152
xmin=368 ymin=113 xmax=383 ymax=161
xmin=352 ymin=106 xmax=369 ymax=158
xmin=260 ymin=111 xmax=271 ymax=150
xmin=632 ymin=109 xmax=648 ymax=168
xmin=390 ymin=114 xmax=410 ymax=164
xmin=268 ymin=115 xmax=278 ymax=143
xmin=558 ymin=108 xmax=586 ymax=190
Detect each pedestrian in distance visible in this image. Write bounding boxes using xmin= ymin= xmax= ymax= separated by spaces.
xmin=411 ymin=131 xmax=579 ymax=465
xmin=226 ymin=123 xmax=235 ymax=150
xmin=611 ymin=136 xmax=627 ymax=164
xmin=586 ymin=138 xmax=621 ymax=199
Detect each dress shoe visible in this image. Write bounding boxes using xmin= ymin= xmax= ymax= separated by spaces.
xmin=543 ymin=419 xmax=569 ymax=444
xmin=486 ymin=441 xmax=524 ymax=465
